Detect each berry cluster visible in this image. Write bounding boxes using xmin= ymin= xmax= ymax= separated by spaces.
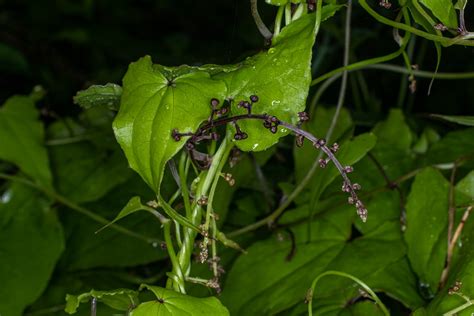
xmin=171 ymin=95 xmax=368 ymax=222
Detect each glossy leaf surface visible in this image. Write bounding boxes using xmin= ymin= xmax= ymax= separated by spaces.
xmin=216 ymin=13 xmax=316 ymax=151
xmin=113 ymin=55 xmax=227 ymax=192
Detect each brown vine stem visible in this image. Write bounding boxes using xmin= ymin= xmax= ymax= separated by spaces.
xmin=0 ymin=173 xmax=162 ymax=244
xmin=440 ymin=206 xmax=473 ymax=288
xmin=447 ymin=162 xmax=458 ymax=245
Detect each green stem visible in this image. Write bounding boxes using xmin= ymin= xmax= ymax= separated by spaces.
xmin=284 ymin=3 xmax=292 ymax=26
xmin=179 ymin=152 xmax=192 ymax=218
xmin=204 ymin=156 xmax=228 ymax=232
xmin=358 ymin=0 xmax=474 ymax=47
xmin=443 ymin=298 xmax=474 ymax=316
xmin=274 ymin=5 xmax=285 ymax=36
xmin=173 ymin=136 xmax=233 ymax=289
xmin=292 ymin=3 xmax=305 ymax=21
xmin=311 ymin=45 xmax=407 ymax=86
xmin=211 ymin=217 xmax=219 ymax=277
xmin=367 ymin=64 xmax=474 ymax=79
xmin=0 ymin=173 xmax=160 ymax=244
xmin=307 ymin=270 xmax=390 ymax=316
xmin=163 ymin=220 xmax=186 ymax=293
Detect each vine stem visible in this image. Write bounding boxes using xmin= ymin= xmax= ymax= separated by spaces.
xmin=172 ymin=135 xmax=233 ymax=292
xmin=444 ymin=295 xmax=474 ymax=316
xmin=0 ymin=173 xmax=160 ymax=244
xmin=440 ymin=205 xmax=473 ymax=288
xmin=163 ymin=219 xmax=186 ymax=293
xmin=307 ymin=270 xmax=390 ymax=316
xmin=358 ymin=0 xmax=474 ymax=47
xmin=250 ymin=0 xmax=273 ymax=40
xmin=311 ymin=33 xmax=410 ymax=86
xmin=367 ymin=64 xmax=474 ymax=79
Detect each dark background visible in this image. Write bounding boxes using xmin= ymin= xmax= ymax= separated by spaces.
xmin=1 ymin=0 xmax=473 ymax=121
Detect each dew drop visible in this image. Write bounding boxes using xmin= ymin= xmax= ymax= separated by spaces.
xmin=271 ymin=100 xmax=281 ymax=106
xmin=1 ymin=190 xmax=12 ymax=204
xmin=268 ymin=48 xmax=277 ymax=54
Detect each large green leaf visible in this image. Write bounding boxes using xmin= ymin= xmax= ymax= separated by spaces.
xmin=113 ymin=55 xmax=227 ymax=192
xmin=58 ymin=175 xmax=166 ymax=271
xmin=421 ymin=216 xmax=474 ymax=315
xmin=215 ymin=13 xmax=316 ymax=151
xmin=49 ymin=141 xmax=132 ymax=203
xmin=372 ymin=109 xmax=412 ymax=150
xmin=0 ymin=95 xmax=52 ymax=188
xmin=222 ymin=210 xmax=418 ymax=315
xmin=0 ymin=183 xmax=64 ymax=316
xmin=404 ymin=167 xmax=449 ymax=293
xmin=130 ymin=285 xmax=229 ymax=316
xmin=350 ymin=109 xmax=415 ymax=233
xmin=418 ymin=0 xmax=458 ymax=28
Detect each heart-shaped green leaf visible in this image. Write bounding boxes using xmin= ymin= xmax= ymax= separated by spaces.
xmin=130 ymin=285 xmax=229 ymax=316
xmin=113 ymin=56 xmax=227 ymax=192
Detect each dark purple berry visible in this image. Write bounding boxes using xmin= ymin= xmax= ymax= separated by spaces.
xmin=171 ymin=129 xmax=181 ymax=141
xmin=250 ymin=95 xmax=259 ymax=103
xmin=210 ymin=98 xmax=220 ymax=108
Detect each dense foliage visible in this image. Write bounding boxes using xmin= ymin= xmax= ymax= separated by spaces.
xmin=1 ymin=0 xmax=474 ymax=315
